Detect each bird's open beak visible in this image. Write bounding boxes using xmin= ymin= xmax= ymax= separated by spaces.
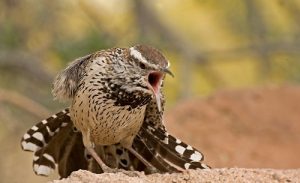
xmin=147 ymin=68 xmax=174 ymax=112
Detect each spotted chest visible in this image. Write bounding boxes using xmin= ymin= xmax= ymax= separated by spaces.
xmin=71 ymin=94 xmax=147 ymax=146
xmin=70 ymin=56 xmax=149 ymax=147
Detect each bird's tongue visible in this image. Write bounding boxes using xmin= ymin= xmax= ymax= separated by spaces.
xmin=148 ymin=72 xmax=163 ymax=112
xmin=153 ymin=91 xmax=162 ymax=112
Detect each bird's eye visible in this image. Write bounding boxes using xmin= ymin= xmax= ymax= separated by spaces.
xmin=139 ymin=63 xmax=146 ymax=69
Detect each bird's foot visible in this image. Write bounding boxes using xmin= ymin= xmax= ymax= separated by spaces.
xmin=147 ymin=167 xmax=160 ymax=174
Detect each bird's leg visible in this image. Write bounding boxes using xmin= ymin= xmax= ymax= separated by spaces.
xmin=83 ymin=131 xmax=140 ymax=176
xmin=87 ymin=147 xmax=141 ymax=177
xmin=127 ymin=147 xmax=159 ymax=174
xmin=82 ymin=130 xmax=115 ymax=173
xmin=85 ymin=146 xmax=114 ymax=172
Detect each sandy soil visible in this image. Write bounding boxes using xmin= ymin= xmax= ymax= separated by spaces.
xmin=52 ymin=169 xmax=300 ymax=183
xmin=165 ymin=85 xmax=300 ymax=168
xmin=51 ymin=85 xmax=300 ymax=182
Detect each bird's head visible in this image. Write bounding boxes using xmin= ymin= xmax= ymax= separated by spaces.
xmin=123 ymin=45 xmax=174 ymax=111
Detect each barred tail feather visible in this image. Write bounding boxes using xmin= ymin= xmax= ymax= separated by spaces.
xmin=32 ymin=122 xmax=88 ymax=177
xmin=20 ymin=108 xmax=88 ymax=177
xmin=132 ymin=134 xmax=180 ymax=173
xmin=21 ymin=109 xmax=70 ymax=152
xmin=140 ymin=121 xmax=210 ymax=170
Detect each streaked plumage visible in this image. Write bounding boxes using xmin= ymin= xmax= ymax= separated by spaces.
xmin=21 ymin=45 xmax=210 ymax=178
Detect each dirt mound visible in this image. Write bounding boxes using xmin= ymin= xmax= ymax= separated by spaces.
xmin=52 ymin=169 xmax=300 ymax=183
xmin=165 ymin=85 xmax=300 ymax=168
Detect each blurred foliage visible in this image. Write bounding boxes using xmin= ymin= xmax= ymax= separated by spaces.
xmin=1 ymin=0 xmax=300 ymax=182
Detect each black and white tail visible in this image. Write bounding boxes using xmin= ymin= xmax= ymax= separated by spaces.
xmin=21 ymin=109 xmax=70 ymax=153
xmin=21 ymin=109 xmax=209 ymax=178
xmin=20 ymin=109 xmax=88 ymax=177
xmin=132 ymin=120 xmax=210 ymax=172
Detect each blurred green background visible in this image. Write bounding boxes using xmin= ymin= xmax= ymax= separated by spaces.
xmin=1 ymin=0 xmax=300 ymax=182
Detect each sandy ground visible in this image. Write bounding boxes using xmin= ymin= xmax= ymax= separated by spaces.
xmin=52 ymin=168 xmax=300 ymax=183
xmin=165 ymin=85 xmax=300 ymax=168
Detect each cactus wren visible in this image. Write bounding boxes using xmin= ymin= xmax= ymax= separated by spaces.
xmin=21 ymin=45 xmax=210 ymax=178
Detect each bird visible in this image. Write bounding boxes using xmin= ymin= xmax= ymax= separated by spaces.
xmin=20 ymin=45 xmax=210 ymax=178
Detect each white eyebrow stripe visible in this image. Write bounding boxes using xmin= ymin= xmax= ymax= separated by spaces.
xmin=129 ymin=47 xmax=148 ymax=63
xmin=129 ymin=47 xmax=158 ymax=68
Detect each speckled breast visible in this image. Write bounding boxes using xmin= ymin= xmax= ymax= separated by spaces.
xmin=70 ymin=94 xmax=147 ymax=146
xmin=90 ymin=104 xmax=147 ymax=146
